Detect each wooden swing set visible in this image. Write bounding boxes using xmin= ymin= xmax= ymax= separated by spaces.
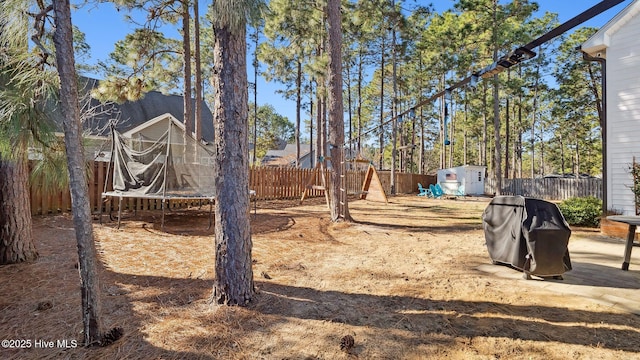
xmin=300 ymin=155 xmax=388 ymax=211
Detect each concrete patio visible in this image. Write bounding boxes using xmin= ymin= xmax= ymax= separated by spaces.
xmin=477 ymin=231 xmax=640 ymax=315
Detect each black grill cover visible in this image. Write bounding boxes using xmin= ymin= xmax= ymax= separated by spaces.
xmin=482 ymin=196 xmax=572 ymax=277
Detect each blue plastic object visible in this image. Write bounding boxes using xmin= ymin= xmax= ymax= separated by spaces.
xmin=417 ymin=183 xmax=432 ymax=197
xmin=430 ymin=184 xmax=444 ymax=198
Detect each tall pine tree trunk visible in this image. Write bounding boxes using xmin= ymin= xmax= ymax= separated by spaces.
xmin=327 ymin=0 xmax=349 ymax=221
xmin=420 ymin=106 xmax=425 ymax=173
xmin=251 ymin=26 xmax=259 ymax=166
xmin=52 ymin=0 xmax=104 ymax=345
xmin=194 ymin=0 xmax=203 ymax=141
xmin=448 ymin=99 xmax=454 ymax=169
xmin=440 ymin=74 xmax=445 ymax=169
xmin=378 ymin=36 xmax=385 ymax=170
xmin=317 ymin=94 xmax=325 ymax=158
xmin=482 ymin=81 xmax=488 ymax=166
xmin=315 ymin=80 xmax=323 ymax=161
xmin=492 ymin=73 xmax=501 ymax=192
xmin=504 ymin=69 xmax=510 ymax=179
xmin=559 ymin=133 xmax=565 ymax=175
xmin=296 ymin=59 xmax=302 ymax=167
xmin=357 ymin=50 xmax=363 ymax=154
xmin=390 ymin=9 xmax=397 ymax=195
xmin=492 ymin=0 xmax=502 ymax=195
xmin=463 ymin=92 xmax=468 ymax=166
xmin=346 ymin=61 xmax=353 ymax=157
xmin=0 ymin=149 xmax=38 ymax=264
xmin=182 ymin=0 xmax=193 ymax=145
xmin=309 ymin=79 xmax=315 ymax=168
xmin=531 ymin=59 xmax=541 ymax=179
xmin=210 ymin=11 xmax=254 ymax=305
xmin=539 ymin=122 xmax=545 ymax=175
xmin=418 ymin=55 xmax=425 ymax=173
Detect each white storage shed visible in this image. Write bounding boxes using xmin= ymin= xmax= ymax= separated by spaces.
xmin=436 ymin=165 xmax=487 ymax=196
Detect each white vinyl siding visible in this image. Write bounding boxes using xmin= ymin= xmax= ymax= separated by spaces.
xmin=607 ymin=11 xmax=640 ymax=215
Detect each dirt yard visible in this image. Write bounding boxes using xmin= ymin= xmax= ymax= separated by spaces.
xmin=2 ymin=195 xmax=640 ymax=359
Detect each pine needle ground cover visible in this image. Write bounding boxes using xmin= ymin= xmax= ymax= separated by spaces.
xmin=1 ymin=195 xmax=639 ymax=359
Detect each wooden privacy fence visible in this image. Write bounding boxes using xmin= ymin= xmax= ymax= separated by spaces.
xmin=29 ymin=161 xmax=206 ymax=216
xmin=484 ymin=177 xmax=603 ymax=201
xmin=376 ymin=171 xmax=436 ymax=196
xmin=253 ymin=168 xmax=436 ymax=199
xmin=28 ymin=161 xmax=436 ymax=215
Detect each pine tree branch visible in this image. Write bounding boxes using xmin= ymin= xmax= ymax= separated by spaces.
xmin=27 ymin=3 xmax=53 ymax=66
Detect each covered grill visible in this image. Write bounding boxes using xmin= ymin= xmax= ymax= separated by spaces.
xmin=482 ymin=196 xmax=572 ymax=278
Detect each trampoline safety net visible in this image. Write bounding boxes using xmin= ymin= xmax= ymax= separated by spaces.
xmin=107 ymin=118 xmax=215 ymax=199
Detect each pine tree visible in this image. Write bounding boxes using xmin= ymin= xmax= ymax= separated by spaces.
xmin=327 ymin=0 xmax=350 ymax=221
xmin=52 ymin=0 xmax=105 ymax=344
xmin=0 ymin=1 xmax=40 ymax=265
xmin=210 ymin=0 xmax=265 ymax=305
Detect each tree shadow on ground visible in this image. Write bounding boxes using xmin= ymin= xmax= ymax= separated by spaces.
xmin=0 ymin=215 xmax=217 ymax=360
xmin=251 ymin=281 xmax=640 ymax=352
xmin=72 ymin=270 xmax=640 ymax=357
xmin=99 ymin=210 xmax=298 ymax=236
xmin=556 ymin=261 xmax=640 ymax=289
xmin=476 ymin=259 xmax=640 ymax=290
xmin=353 ymin=218 xmax=482 ymax=234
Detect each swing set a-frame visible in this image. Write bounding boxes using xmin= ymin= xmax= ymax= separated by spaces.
xmin=300 ymin=155 xmax=388 ymax=210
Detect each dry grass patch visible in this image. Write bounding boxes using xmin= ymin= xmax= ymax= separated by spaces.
xmin=1 ymin=195 xmax=639 ymax=359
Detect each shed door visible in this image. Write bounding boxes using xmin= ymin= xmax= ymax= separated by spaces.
xmin=466 ymin=169 xmax=483 ymax=195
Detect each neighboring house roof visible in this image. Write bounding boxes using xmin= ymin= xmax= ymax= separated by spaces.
xmin=49 ymin=77 xmax=215 ymax=143
xmin=261 ymin=143 xmax=356 ymax=167
xmin=262 ymin=143 xmax=312 ymax=166
xmin=582 ymin=0 xmax=640 ymax=56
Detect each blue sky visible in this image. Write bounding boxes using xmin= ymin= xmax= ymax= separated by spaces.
xmin=70 ymin=0 xmax=631 ymax=124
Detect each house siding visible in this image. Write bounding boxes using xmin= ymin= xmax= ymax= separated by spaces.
xmin=607 ymin=11 xmax=640 ymax=215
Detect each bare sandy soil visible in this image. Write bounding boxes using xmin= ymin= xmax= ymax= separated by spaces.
xmin=2 ymin=195 xmax=640 ymax=359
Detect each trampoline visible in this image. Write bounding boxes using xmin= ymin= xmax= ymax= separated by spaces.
xmin=100 ymin=114 xmax=217 ymax=230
